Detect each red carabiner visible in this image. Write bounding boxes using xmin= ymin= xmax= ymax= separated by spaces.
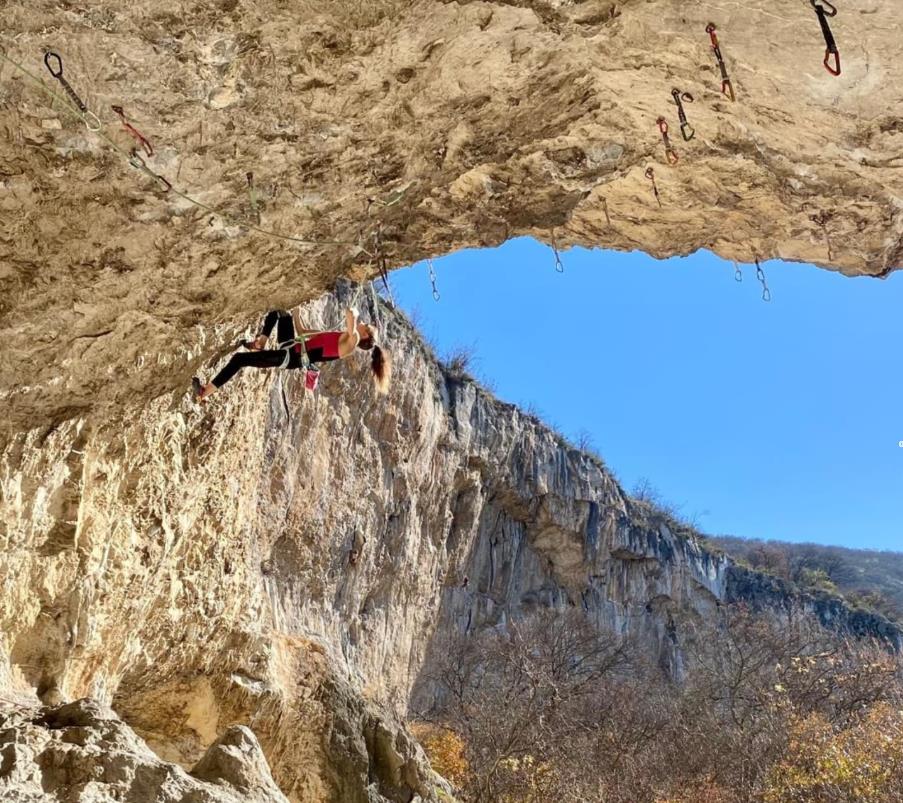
xmin=824 ymin=49 xmax=841 ymax=76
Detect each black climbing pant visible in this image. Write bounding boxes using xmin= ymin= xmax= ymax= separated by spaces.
xmin=211 ymin=310 xmax=301 ymax=388
xmin=260 ymin=309 xmax=295 ymax=345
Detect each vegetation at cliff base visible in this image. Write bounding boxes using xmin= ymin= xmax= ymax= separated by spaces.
xmin=414 ymin=608 xmax=903 ymax=803
xmin=713 ymin=536 xmax=903 ymax=623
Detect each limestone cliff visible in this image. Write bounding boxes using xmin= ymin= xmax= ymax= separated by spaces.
xmin=2 ymin=285 xmax=897 ymax=800
xmin=0 ymin=698 xmax=290 ymax=803
xmin=2 ymin=0 xmax=903 ymax=433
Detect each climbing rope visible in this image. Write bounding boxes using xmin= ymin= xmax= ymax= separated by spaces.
xmin=755 ymin=258 xmax=772 ymax=302
xmin=656 ymin=117 xmax=679 ymax=164
xmin=645 ymin=167 xmax=662 ymax=207
xmin=705 ymin=23 xmax=736 ymax=102
xmin=671 ymin=89 xmax=695 ymax=142
xmin=0 ymin=48 xmax=369 ymax=252
xmin=811 ymin=0 xmax=841 ymax=76
xmin=427 ymin=258 xmax=440 ymax=301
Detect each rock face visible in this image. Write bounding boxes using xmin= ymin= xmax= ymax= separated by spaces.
xmin=2 ymin=0 xmax=903 ymax=432
xmin=0 ymin=698 xmax=289 ymax=802
xmin=2 ymin=286 xmax=897 ymax=801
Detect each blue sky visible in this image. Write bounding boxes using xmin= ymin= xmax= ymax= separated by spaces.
xmin=389 ymin=238 xmax=902 ymax=551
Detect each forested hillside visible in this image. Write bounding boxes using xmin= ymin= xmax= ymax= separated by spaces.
xmin=712 ymin=536 xmax=903 ymax=623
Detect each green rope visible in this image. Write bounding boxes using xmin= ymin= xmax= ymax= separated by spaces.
xmin=0 ymin=46 xmax=368 ymax=251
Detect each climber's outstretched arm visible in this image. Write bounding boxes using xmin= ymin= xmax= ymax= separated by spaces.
xmin=345 ymin=307 xmax=359 ymax=337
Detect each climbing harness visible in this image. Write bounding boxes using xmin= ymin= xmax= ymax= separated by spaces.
xmin=0 ymin=48 xmax=369 ymax=253
xmin=645 ymin=167 xmax=662 ymax=207
xmin=811 ymin=1 xmax=841 ymax=76
xmin=671 ymin=89 xmax=695 ymax=142
xmin=246 ymin=171 xmax=261 ymax=225
xmin=42 ymin=51 xmax=101 ymax=131
xmin=733 ymin=260 xmax=743 ymax=282
xmin=755 ymin=259 xmax=772 ymax=302
xmin=705 ymin=23 xmax=736 ymax=102
xmin=128 ymin=150 xmax=172 ymax=192
xmin=657 ymin=117 xmax=679 ymax=165
xmin=427 ymin=258 xmax=440 ymax=301
xmin=550 ymin=231 xmax=564 ymax=272
xmin=111 ymin=105 xmax=153 ymax=156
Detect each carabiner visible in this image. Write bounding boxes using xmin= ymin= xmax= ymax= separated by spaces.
xmin=811 ymin=0 xmax=837 ymax=17
xmin=823 ymin=50 xmax=841 ymax=76
xmin=43 ymin=51 xmax=63 ymax=78
xmin=671 ymin=89 xmax=696 ymax=142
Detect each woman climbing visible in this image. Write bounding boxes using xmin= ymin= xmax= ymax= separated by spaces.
xmin=192 ymin=306 xmax=391 ymax=400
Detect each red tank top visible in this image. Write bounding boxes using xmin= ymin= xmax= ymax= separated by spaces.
xmin=295 ymin=331 xmax=342 ymax=360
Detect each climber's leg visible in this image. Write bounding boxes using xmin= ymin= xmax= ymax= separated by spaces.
xmin=243 ymin=309 xmax=288 ymax=351
xmin=194 ymin=349 xmax=289 ymax=400
xmin=213 ymin=349 xmax=287 ymax=387
xmin=275 ymin=310 xmax=295 ymax=347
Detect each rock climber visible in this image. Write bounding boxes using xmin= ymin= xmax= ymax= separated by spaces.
xmin=192 ymin=307 xmax=391 ymax=400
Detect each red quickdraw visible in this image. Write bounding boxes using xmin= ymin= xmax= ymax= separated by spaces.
xmin=705 ymin=23 xmax=736 ymax=102
xmin=112 ymin=105 xmax=153 ymax=156
xmin=811 ymin=1 xmax=841 ymax=76
xmin=657 ymin=117 xmax=679 ymax=164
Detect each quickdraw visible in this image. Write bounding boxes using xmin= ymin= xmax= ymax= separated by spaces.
xmin=374 ymin=224 xmax=393 ymax=297
xmin=705 ymin=24 xmax=736 ymax=102
xmin=811 ymin=1 xmax=841 ymax=76
xmin=755 ymin=258 xmax=772 ymax=302
xmin=645 ymin=167 xmax=662 ymax=207
xmin=111 ymin=105 xmax=153 ymax=156
xmin=128 ymin=150 xmax=172 ymax=192
xmin=733 ymin=260 xmax=742 ymax=283
xmin=657 ymin=117 xmax=679 ymax=164
xmin=43 ymin=51 xmax=101 ymax=131
xmin=427 ymin=258 xmax=440 ymax=301
xmin=810 ymin=211 xmax=834 ymax=260
xmin=671 ymin=89 xmax=695 ymax=141
xmin=551 ymin=231 xmax=564 ymax=273
xmin=246 ymin=171 xmax=261 ymax=224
